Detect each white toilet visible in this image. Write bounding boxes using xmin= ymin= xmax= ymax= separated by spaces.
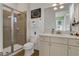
xmin=23 ymin=36 xmax=37 ymax=56
xmin=24 ymin=42 xmax=34 ymax=56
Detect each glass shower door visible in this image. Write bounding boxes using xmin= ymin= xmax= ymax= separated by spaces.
xmin=13 ymin=10 xmax=26 ymax=52
xmin=3 ymin=5 xmax=26 ymax=55
xmin=3 ymin=7 xmax=12 ymax=55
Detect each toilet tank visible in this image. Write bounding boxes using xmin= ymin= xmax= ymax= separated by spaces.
xmin=30 ymin=36 xmax=39 ymax=50
xmin=30 ymin=36 xmax=37 ymax=44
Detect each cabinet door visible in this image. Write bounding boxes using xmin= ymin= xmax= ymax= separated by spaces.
xmin=50 ymin=43 xmax=67 ymax=56
xmin=39 ymin=41 xmax=50 ymax=56
xmin=69 ymin=46 xmax=79 ymax=56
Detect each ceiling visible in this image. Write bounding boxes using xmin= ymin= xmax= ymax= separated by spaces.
xmin=44 ymin=3 xmax=72 ymax=12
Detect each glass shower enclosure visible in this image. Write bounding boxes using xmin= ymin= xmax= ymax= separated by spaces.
xmin=3 ymin=4 xmax=26 ymax=55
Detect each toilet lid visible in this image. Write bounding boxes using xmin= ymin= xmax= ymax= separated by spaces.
xmin=24 ymin=42 xmax=34 ymax=49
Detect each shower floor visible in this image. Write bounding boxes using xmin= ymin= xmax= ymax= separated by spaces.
xmin=3 ymin=44 xmax=23 ymax=55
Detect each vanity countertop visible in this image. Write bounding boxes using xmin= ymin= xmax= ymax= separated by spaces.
xmin=39 ymin=34 xmax=79 ymax=39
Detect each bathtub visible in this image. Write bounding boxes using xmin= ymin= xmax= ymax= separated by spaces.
xmin=3 ymin=44 xmax=23 ymax=56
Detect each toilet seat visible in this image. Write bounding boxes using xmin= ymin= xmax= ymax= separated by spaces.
xmin=24 ymin=42 xmax=34 ymax=50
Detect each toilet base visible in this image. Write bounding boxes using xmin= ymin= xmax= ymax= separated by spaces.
xmin=24 ymin=49 xmax=34 ymax=56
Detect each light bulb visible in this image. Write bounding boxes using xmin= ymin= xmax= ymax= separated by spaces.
xmin=59 ymin=5 xmax=64 ymax=9
xmin=53 ymin=7 xmax=58 ymax=11
xmin=59 ymin=3 xmax=64 ymax=5
xmin=52 ymin=3 xmax=57 ymax=7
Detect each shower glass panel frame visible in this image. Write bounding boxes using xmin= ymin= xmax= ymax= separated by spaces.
xmin=3 ymin=6 xmax=12 ymax=55
xmin=3 ymin=4 xmax=26 ymax=56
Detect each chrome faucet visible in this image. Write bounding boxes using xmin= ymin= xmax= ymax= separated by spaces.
xmin=51 ymin=28 xmax=54 ymax=34
xmin=70 ymin=23 xmax=72 ymax=34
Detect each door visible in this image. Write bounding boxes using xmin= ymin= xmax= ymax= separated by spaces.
xmin=69 ymin=46 xmax=79 ymax=56
xmin=39 ymin=41 xmax=50 ymax=56
xmin=3 ymin=5 xmax=27 ymax=55
xmin=3 ymin=7 xmax=12 ymax=55
xmin=13 ymin=10 xmax=26 ymax=51
xmin=50 ymin=43 xmax=67 ymax=56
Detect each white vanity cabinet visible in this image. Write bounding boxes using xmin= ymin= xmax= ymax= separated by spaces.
xmin=39 ymin=41 xmax=50 ymax=56
xmin=68 ymin=39 xmax=79 ymax=56
xmin=50 ymin=37 xmax=68 ymax=56
xmin=39 ymin=36 xmax=50 ymax=56
xmin=39 ymin=34 xmax=79 ymax=56
xmin=39 ymin=35 xmax=68 ymax=56
xmin=50 ymin=43 xmax=67 ymax=56
xmin=74 ymin=4 xmax=79 ymax=23
xmin=69 ymin=46 xmax=79 ymax=56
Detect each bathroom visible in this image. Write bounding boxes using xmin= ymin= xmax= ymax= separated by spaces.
xmin=0 ymin=3 xmax=79 ymax=56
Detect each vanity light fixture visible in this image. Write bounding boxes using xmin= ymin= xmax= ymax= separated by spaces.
xmin=52 ymin=3 xmax=57 ymax=7
xmin=59 ymin=5 xmax=64 ymax=9
xmin=59 ymin=3 xmax=64 ymax=5
xmin=53 ymin=7 xmax=58 ymax=11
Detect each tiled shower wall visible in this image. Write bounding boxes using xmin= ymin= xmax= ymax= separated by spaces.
xmin=15 ymin=12 xmax=26 ymax=45
xmin=3 ymin=10 xmax=12 ymax=48
xmin=3 ymin=10 xmax=26 ymax=48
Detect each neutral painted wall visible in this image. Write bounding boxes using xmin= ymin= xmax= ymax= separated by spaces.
xmin=69 ymin=4 xmax=74 ymax=22
xmin=4 ymin=3 xmax=17 ymax=10
xmin=72 ymin=3 xmax=79 ymax=33
xmin=44 ymin=7 xmax=55 ymax=34
xmin=27 ymin=3 xmax=54 ymax=50
xmin=74 ymin=3 xmax=79 ymax=23
xmin=16 ymin=3 xmax=28 ymax=12
xmin=4 ymin=3 xmax=28 ymax=12
xmin=28 ymin=3 xmax=53 ymax=35
xmin=29 ymin=4 xmax=45 ymax=50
